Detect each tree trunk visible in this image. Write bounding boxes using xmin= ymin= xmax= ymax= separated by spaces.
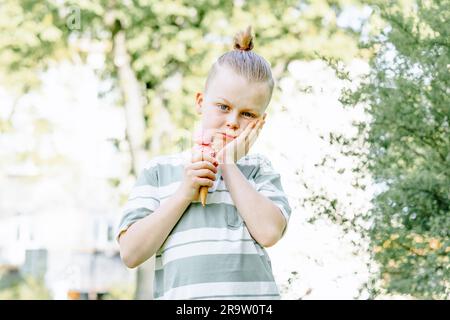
xmin=113 ymin=28 xmax=154 ymax=300
xmin=150 ymin=93 xmax=176 ymax=156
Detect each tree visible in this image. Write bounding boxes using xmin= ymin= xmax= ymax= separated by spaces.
xmin=315 ymin=0 xmax=449 ymax=299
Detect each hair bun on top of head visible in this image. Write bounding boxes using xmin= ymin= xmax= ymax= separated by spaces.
xmin=233 ymin=26 xmax=254 ymax=51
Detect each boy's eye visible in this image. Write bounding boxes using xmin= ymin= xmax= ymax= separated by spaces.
xmin=242 ymin=112 xmax=256 ymax=118
xmin=218 ymin=104 xmax=229 ymax=111
xmin=217 ymin=104 xmax=255 ymax=118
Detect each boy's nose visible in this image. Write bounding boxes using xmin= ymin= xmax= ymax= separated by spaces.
xmin=226 ymin=113 xmax=239 ymax=130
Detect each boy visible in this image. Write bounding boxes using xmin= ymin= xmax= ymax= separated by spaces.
xmin=117 ymin=27 xmax=291 ymax=299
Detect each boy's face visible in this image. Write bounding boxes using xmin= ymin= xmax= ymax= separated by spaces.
xmin=195 ymin=66 xmax=270 ymax=145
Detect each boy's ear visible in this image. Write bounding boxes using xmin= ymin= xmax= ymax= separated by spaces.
xmin=195 ymin=92 xmax=203 ymax=115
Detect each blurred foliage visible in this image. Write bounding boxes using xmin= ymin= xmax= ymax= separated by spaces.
xmin=0 ymin=0 xmax=366 ymax=152
xmin=103 ymin=283 xmax=135 ymax=300
xmin=316 ymin=0 xmax=449 ymax=299
xmin=0 ymin=275 xmax=51 ymax=299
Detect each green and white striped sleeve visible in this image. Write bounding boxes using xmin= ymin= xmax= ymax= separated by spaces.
xmin=253 ymin=155 xmax=292 ymax=236
xmin=116 ymin=164 xmax=160 ymax=242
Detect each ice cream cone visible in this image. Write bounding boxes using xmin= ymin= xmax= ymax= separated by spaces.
xmin=194 ymin=131 xmax=223 ymax=206
xmin=199 ymin=186 xmax=209 ymax=207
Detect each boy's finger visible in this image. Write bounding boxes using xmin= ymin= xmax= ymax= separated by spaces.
xmin=193 ymin=168 xmax=217 ymax=180
xmin=244 ymin=119 xmax=260 ymax=137
xmin=248 ymin=119 xmax=258 ymax=132
xmin=189 ymin=161 xmax=218 ymax=173
xmin=239 ymin=120 xmax=260 ymax=155
xmin=250 ymin=118 xmax=264 ymax=134
xmin=246 ymin=119 xmax=264 ymax=145
xmin=239 ymin=120 xmax=257 ymax=141
xmin=245 ymin=130 xmax=258 ymax=149
xmin=191 ymin=153 xmax=218 ymax=165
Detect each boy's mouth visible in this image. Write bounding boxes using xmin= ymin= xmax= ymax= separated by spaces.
xmin=220 ymin=133 xmax=237 ymax=140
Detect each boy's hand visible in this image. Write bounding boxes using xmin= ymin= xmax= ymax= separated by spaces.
xmin=216 ymin=116 xmax=266 ymax=164
xmin=178 ymin=150 xmax=218 ymax=202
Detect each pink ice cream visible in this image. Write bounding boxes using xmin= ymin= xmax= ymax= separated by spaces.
xmin=192 ymin=129 xmax=221 ymax=206
xmin=192 ymin=129 xmax=220 ymax=159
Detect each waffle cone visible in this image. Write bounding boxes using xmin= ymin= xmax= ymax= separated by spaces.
xmin=199 ymin=185 xmax=208 ymax=207
xmin=197 ymin=134 xmax=223 ymax=207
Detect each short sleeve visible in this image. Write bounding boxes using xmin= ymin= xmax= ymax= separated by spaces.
xmin=116 ymin=165 xmax=160 ymax=242
xmin=252 ymin=155 xmax=292 ymax=237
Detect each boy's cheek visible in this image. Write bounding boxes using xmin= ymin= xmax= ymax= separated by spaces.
xmin=202 ymin=114 xmax=221 ymax=128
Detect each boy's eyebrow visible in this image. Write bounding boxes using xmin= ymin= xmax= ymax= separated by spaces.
xmin=218 ymin=97 xmax=233 ymax=106
xmin=218 ymin=97 xmax=260 ymax=115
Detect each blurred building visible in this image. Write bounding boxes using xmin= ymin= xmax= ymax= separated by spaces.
xmin=0 ymin=205 xmax=133 ymax=299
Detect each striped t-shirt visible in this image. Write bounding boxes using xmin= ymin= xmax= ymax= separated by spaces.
xmin=116 ymin=151 xmax=291 ymax=300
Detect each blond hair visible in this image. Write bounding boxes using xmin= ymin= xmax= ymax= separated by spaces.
xmin=204 ymin=26 xmax=274 ymax=99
